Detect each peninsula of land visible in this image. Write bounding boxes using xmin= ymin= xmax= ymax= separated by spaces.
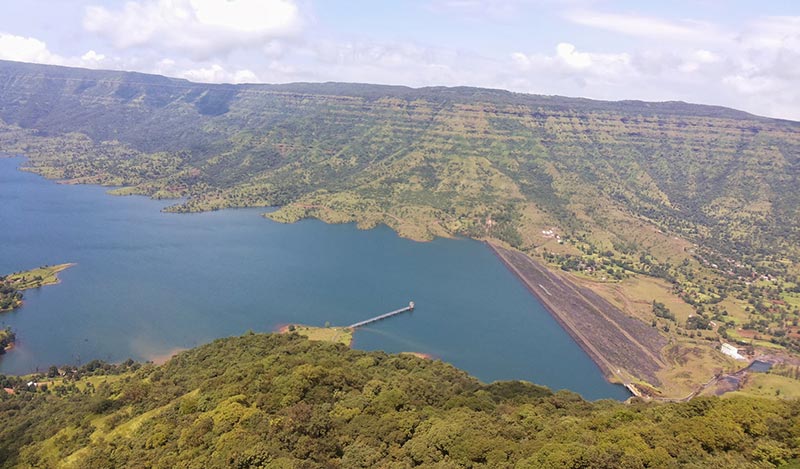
xmin=0 ymin=263 xmax=74 ymax=354
xmin=0 ymin=263 xmax=74 ymax=312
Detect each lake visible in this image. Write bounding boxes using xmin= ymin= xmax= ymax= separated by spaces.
xmin=0 ymin=157 xmax=628 ymax=400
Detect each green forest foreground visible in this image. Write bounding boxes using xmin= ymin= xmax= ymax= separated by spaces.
xmin=0 ymin=333 xmax=798 ymax=468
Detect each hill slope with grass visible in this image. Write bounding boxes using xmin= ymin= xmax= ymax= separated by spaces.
xmin=1 ymin=333 xmax=799 ymax=468
xmin=1 ymin=59 xmax=797 ymax=259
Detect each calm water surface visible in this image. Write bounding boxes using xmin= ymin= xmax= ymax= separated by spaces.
xmin=0 ymin=157 xmax=628 ymax=400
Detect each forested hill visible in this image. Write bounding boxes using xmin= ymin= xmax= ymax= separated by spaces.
xmin=1 ymin=333 xmax=798 ymax=468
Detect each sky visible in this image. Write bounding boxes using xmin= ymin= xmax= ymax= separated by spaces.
xmin=1 ymin=0 xmax=799 ymax=120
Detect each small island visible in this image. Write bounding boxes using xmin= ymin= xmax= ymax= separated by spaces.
xmin=0 ymin=263 xmax=74 ymax=312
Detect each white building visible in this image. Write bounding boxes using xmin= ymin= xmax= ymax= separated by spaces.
xmin=720 ymin=343 xmax=746 ymax=360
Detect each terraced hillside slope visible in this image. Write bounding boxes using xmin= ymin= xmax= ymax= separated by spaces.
xmin=1 ymin=333 xmax=799 ymax=468
xmin=1 ymin=60 xmax=799 ymax=395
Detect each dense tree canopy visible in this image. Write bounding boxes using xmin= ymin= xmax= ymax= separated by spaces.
xmin=0 ymin=333 xmax=797 ymax=468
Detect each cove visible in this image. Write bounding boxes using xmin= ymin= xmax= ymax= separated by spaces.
xmin=0 ymin=157 xmax=629 ymax=400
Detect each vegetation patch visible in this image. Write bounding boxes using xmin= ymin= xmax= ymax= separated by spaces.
xmin=0 ymin=263 xmax=74 ymax=312
xmin=279 ymin=324 xmax=354 ymax=347
xmin=0 ymin=333 xmax=798 ymax=468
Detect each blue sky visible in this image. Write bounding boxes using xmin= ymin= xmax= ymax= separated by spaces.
xmin=1 ymin=0 xmax=799 ymax=120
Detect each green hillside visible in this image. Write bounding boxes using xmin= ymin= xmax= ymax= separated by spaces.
xmin=1 ymin=59 xmax=796 ymax=257
xmin=1 ymin=59 xmax=799 ymax=388
xmin=1 ymin=60 xmax=796 ymax=256
xmin=2 ymin=60 xmax=797 ymax=259
xmin=1 ymin=333 xmax=798 ymax=468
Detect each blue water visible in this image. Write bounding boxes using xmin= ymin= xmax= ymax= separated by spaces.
xmin=0 ymin=157 xmax=628 ymax=400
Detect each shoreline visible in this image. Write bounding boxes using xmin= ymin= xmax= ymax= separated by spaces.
xmin=8 ymin=263 xmax=76 ymax=289
xmin=1 ymin=159 xmax=643 ymax=393
xmin=146 ymin=347 xmax=188 ymax=365
xmin=485 ymin=242 xmax=619 ymax=383
xmin=485 ymin=242 xmax=669 ymax=396
xmin=1 ymin=263 xmax=76 ymax=352
xmin=1 ymin=263 xmax=76 ymax=313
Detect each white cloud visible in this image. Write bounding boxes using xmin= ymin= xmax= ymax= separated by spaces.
xmin=740 ymin=16 xmax=800 ymax=50
xmin=4 ymin=5 xmax=800 ymax=122
xmin=733 ymin=16 xmax=800 ymax=80
xmin=191 ymin=0 xmax=298 ymax=33
xmin=427 ymin=0 xmax=524 ymax=19
xmin=0 ymin=33 xmax=64 ymax=64
xmin=566 ymin=10 xmax=728 ymax=43
xmin=0 ymin=32 xmax=124 ymax=71
xmin=678 ymin=49 xmax=720 ymax=73
xmin=81 ymin=50 xmax=106 ymax=62
xmin=556 ymin=42 xmax=630 ymax=72
xmin=178 ymin=64 xmax=259 ymax=84
xmin=428 ymin=0 xmax=588 ymax=20
xmin=711 ymin=15 xmax=800 ymax=119
xmin=694 ymin=49 xmax=718 ymax=63
xmin=723 ymin=74 xmax=775 ymax=95
xmin=534 ymin=10 xmax=800 ymax=120
xmin=83 ymin=0 xmax=303 ymax=59
xmin=0 ymin=33 xmax=122 ymax=72
xmin=511 ymin=42 xmax=633 ymax=87
xmin=296 ymin=39 xmax=492 ymax=89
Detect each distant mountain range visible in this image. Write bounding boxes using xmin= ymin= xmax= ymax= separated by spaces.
xmin=1 ymin=59 xmax=796 ymax=266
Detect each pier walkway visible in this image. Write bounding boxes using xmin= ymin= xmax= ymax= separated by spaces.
xmin=348 ymin=301 xmax=415 ymax=329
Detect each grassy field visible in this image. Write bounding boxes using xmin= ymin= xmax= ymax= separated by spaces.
xmin=656 ymin=341 xmax=736 ymax=398
xmin=575 ymin=274 xmax=695 ymax=324
xmin=282 ymin=324 xmax=354 ymax=347
xmin=726 ymin=373 xmax=800 ymax=400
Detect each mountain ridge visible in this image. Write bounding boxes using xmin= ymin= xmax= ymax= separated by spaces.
xmin=1 ymin=59 xmax=789 ymax=123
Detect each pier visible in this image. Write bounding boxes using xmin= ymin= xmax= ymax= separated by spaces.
xmin=348 ymin=301 xmax=415 ymax=329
